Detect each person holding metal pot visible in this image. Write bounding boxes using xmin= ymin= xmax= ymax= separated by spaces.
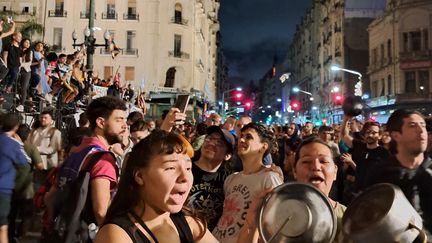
xmin=238 ymin=137 xmax=352 ymax=243
xmin=367 ymin=109 xmax=432 ymax=237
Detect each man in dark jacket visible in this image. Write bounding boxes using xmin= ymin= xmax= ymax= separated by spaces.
xmin=367 ymin=109 xmax=432 ymax=234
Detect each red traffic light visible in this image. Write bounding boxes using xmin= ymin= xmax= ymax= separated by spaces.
xmin=290 ymin=100 xmax=301 ymax=111
xmin=332 ymin=93 xmax=344 ymax=105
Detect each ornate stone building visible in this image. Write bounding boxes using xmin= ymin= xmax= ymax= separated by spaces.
xmin=0 ymin=0 xmax=221 ymax=119
xmin=367 ymin=0 xmax=432 ymax=122
xmin=282 ymin=0 xmax=386 ymax=124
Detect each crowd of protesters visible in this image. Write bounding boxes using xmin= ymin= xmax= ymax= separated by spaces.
xmin=0 ymin=23 xmax=135 ymax=115
xmin=0 ymin=91 xmax=431 ymax=242
xmin=0 ymin=27 xmax=430 ymax=241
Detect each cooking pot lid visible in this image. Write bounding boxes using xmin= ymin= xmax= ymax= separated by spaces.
xmin=258 ymin=182 xmax=337 ymax=243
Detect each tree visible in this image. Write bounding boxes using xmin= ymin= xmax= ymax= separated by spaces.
xmin=19 ymin=19 xmax=44 ymax=41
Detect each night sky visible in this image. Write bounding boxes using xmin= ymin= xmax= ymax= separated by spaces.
xmin=219 ymin=0 xmax=312 ymax=84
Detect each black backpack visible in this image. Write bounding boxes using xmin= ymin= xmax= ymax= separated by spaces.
xmin=46 ymin=151 xmax=116 ymax=243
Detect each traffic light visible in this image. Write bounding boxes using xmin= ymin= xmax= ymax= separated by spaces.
xmin=245 ymin=101 xmax=252 ymax=109
xmin=332 ymin=93 xmax=343 ymax=105
xmin=290 ymin=100 xmax=301 ymax=111
xmin=233 ymin=91 xmax=243 ymax=100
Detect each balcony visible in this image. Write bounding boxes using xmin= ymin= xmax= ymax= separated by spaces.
xmin=48 ymin=10 xmax=67 ymax=17
xmin=123 ymin=13 xmax=139 ymax=20
xmin=171 ymin=17 xmax=188 ymax=25
xmin=168 ymin=51 xmax=190 ymax=59
xmin=99 ymin=48 xmax=124 ymax=55
xmin=124 ymin=48 xmax=138 ymax=56
xmin=395 ymin=93 xmax=430 ymax=103
xmin=399 ymin=50 xmax=432 ymax=62
xmin=80 ymin=11 xmax=96 ymax=19
xmin=102 ymin=12 xmax=118 ymax=20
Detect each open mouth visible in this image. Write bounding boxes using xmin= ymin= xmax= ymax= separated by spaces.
xmin=309 ymin=176 xmax=325 ymax=185
xmin=170 ymin=190 xmax=188 ymax=205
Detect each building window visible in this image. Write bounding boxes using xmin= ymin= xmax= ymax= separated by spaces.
xmin=164 ymin=67 xmax=176 ymax=87
xmin=126 ymin=30 xmax=137 ymax=55
xmin=22 ymin=6 xmax=29 ymax=13
xmin=424 ymin=29 xmax=429 ymax=50
xmin=419 ymin=70 xmax=429 ymax=93
xmin=380 ymin=44 xmax=385 ymax=64
xmin=53 ymin=28 xmax=62 ymax=51
xmin=405 ymin=71 xmax=416 ymax=93
xmin=55 ymin=0 xmax=64 ymax=12
xmin=104 ymin=0 xmax=116 ymax=19
xmin=403 ymin=33 xmax=408 ymax=52
xmin=104 ymin=66 xmax=113 ymax=80
xmin=372 ymin=48 xmax=377 ymax=66
xmin=387 ymin=75 xmax=392 ymax=95
xmin=125 ymin=66 xmax=135 ymax=81
xmin=174 ymin=34 xmax=181 ymax=57
xmin=387 ymin=39 xmax=391 ymax=61
xmin=174 ymin=3 xmax=182 ymax=24
xmin=125 ymin=0 xmax=138 ymax=20
xmin=410 ymin=31 xmax=421 ymax=51
xmin=3 ymin=6 xmax=6 ymax=12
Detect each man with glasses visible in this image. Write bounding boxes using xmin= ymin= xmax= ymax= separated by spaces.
xmin=187 ymin=126 xmax=235 ymax=231
xmin=340 ymin=116 xmax=390 ymax=202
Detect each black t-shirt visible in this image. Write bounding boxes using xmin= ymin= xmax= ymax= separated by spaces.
xmin=367 ymin=155 xmax=432 ymax=233
xmin=187 ymin=162 xmax=233 ymax=231
xmin=349 ymin=139 xmax=390 ymax=192
xmin=4 ymin=43 xmax=22 ymax=68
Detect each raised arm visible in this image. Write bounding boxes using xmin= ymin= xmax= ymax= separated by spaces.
xmin=340 ymin=115 xmax=354 ymax=148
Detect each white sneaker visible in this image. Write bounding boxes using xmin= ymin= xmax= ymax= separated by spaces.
xmin=76 ymin=100 xmax=86 ymax=107
xmin=16 ymin=105 xmax=24 ymax=112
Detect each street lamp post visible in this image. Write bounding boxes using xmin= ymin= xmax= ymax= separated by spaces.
xmin=292 ymin=87 xmax=314 ymax=122
xmin=221 ymin=87 xmax=242 ymax=120
xmin=71 ymin=0 xmax=111 ymax=82
xmin=330 ymin=65 xmax=363 ymax=96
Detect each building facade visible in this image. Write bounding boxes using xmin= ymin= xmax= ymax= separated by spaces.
xmin=281 ymin=0 xmax=386 ymax=124
xmin=367 ymin=0 xmax=432 ymax=123
xmin=0 ymin=0 xmax=221 ymax=119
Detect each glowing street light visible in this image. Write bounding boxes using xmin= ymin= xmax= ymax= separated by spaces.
xmin=330 ymin=65 xmax=363 ymax=96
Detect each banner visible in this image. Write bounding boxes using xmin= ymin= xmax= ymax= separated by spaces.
xmin=93 ymin=85 xmax=108 ymax=98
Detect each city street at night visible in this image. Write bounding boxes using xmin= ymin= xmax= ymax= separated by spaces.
xmin=0 ymin=0 xmax=431 ymax=242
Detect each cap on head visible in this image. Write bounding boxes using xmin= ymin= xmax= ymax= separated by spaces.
xmin=206 ymin=125 xmax=235 ymax=153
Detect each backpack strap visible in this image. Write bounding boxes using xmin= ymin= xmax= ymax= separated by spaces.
xmin=81 ymin=150 xmax=116 ymax=174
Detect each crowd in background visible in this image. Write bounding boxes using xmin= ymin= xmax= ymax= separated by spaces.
xmin=1 ymin=91 xmax=432 ymax=242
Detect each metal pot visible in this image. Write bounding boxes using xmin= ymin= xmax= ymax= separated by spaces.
xmin=342 ymin=95 xmax=364 ymax=117
xmin=258 ymin=182 xmax=337 ymax=243
xmin=342 ymin=183 xmax=427 ymax=243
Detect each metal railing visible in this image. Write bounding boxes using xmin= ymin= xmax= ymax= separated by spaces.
xmin=80 ymin=11 xmax=96 ymax=19
xmin=48 ymin=10 xmax=67 ymax=17
xmin=171 ymin=17 xmax=188 ymax=25
xmin=123 ymin=13 xmax=139 ymax=20
xmin=102 ymin=12 xmax=118 ymax=20
xmin=168 ymin=51 xmax=190 ymax=59
xmin=124 ymin=48 xmax=138 ymax=56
